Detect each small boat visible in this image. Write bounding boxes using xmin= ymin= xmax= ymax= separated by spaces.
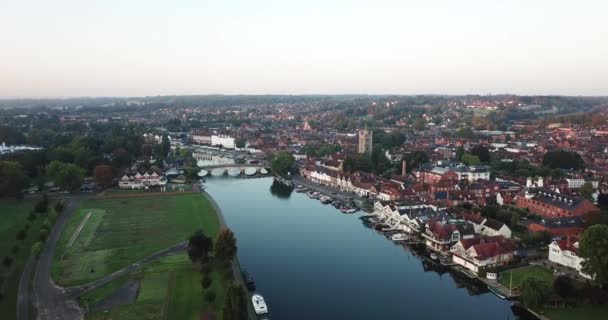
xmin=242 ymin=270 xmax=256 ymax=291
xmin=320 ymin=196 xmax=332 ymax=204
xmin=430 ymin=253 xmax=438 ymax=260
xmin=252 ymin=294 xmax=268 ymax=314
xmin=340 ymin=207 xmax=356 ymax=214
xmin=391 ymin=233 xmax=407 ymax=242
xmin=488 ymin=285 xmax=507 ymax=299
xmin=294 ymin=187 xmax=308 ymax=193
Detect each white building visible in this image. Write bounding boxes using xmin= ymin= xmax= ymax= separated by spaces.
xmin=548 ymin=238 xmax=592 ymax=279
xmin=211 ymin=135 xmax=235 ymax=149
xmin=565 ymin=179 xmax=598 ymax=189
xmin=119 ymin=172 xmax=167 ymax=189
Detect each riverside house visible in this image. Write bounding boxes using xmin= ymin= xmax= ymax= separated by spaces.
xmin=451 ymin=236 xmax=517 ymax=274
xmin=423 ymin=219 xmax=475 ymax=252
xmin=548 ymin=237 xmax=593 ymax=279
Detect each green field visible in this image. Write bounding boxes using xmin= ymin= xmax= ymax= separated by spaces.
xmin=0 ymin=199 xmax=44 ymax=318
xmin=84 ymin=253 xmax=229 ymax=320
xmin=499 ymin=265 xmax=554 ymax=290
xmin=52 ymin=193 xmax=221 ymax=286
xmin=541 ymin=304 xmax=608 ymax=320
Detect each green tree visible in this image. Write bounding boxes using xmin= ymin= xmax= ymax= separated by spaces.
xmin=578 ymin=224 xmax=608 ymax=285
xmin=457 ymin=127 xmax=474 ymax=138
xmin=455 ymin=146 xmax=465 ymax=162
xmin=580 ymin=182 xmax=594 ymax=201
xmin=520 ymin=277 xmax=552 ymax=308
xmin=223 ymin=283 xmax=248 ymax=320
xmin=270 ymin=151 xmax=295 ymax=177
xmin=553 ymin=275 xmax=575 ymax=299
xmin=461 ymin=153 xmax=481 ymax=166
xmin=0 ymin=161 xmax=29 ymax=198
xmin=214 ymin=228 xmax=237 ymax=265
xmin=235 ymin=139 xmax=246 ymax=149
xmin=542 ymin=150 xmax=584 ymax=170
xmin=187 ymin=230 xmax=213 ymax=263
xmin=46 ymin=161 xmax=85 ymax=192
xmin=470 ymin=145 xmax=491 ymax=163
xmin=414 ymin=118 xmax=426 ymax=131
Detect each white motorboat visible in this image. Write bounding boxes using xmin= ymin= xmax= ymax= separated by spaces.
xmin=430 ymin=253 xmax=438 ymax=260
xmin=391 ymin=233 xmax=407 ymax=242
xmin=252 ymin=294 xmax=268 ymax=314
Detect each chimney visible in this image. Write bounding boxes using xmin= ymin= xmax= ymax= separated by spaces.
xmin=402 ymin=160 xmax=407 ymax=177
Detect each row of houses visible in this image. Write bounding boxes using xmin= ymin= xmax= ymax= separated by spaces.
xmin=118 ymin=172 xmax=167 ymax=189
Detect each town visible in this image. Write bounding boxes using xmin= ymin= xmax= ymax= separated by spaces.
xmin=1 ymin=94 xmax=608 ymax=320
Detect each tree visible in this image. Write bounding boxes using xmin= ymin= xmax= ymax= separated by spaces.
xmin=461 ymin=153 xmax=481 ymax=166
xmin=94 ymin=165 xmax=114 ymax=189
xmin=402 ymin=151 xmax=429 ymax=173
xmin=580 ymin=182 xmax=594 ymax=201
xmin=413 ymin=118 xmax=426 ymax=131
xmin=457 ymin=127 xmax=474 ymax=138
xmin=553 ymin=275 xmax=575 ymax=299
xmin=455 ymin=146 xmax=465 ymax=162
xmin=34 ymin=193 xmax=48 ymax=213
xmin=214 ymin=228 xmax=237 ymax=265
xmin=542 ymin=150 xmax=584 ymax=170
xmin=187 ymin=230 xmax=213 ymax=263
xmin=470 ymin=145 xmax=491 ymax=163
xmin=46 ymin=161 xmax=85 ymax=192
xmin=223 ymin=284 xmax=248 ymax=320
xmin=520 ymin=277 xmax=552 ymax=308
xmin=235 ymin=139 xmax=246 ymax=149
xmin=0 ymin=161 xmax=28 ymax=198
xmin=579 ymin=224 xmax=608 ymax=285
xmin=270 ymin=151 xmax=295 ymax=177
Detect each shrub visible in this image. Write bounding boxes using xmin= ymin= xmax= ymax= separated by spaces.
xmin=11 ymin=245 xmax=19 ymax=255
xmin=54 ymin=201 xmax=64 ymax=213
xmin=2 ymin=256 xmax=13 ymax=267
xmin=31 ymin=242 xmax=43 ymax=257
xmin=201 ymin=276 xmax=212 ymax=289
xmin=27 ymin=212 xmax=37 ymax=222
xmin=16 ymin=229 xmax=27 ymax=241
xmin=34 ymin=193 xmax=48 ymax=213
xmin=200 ymin=262 xmax=213 ymax=275
xmin=205 ymin=291 xmax=216 ymax=302
xmin=39 ymin=228 xmax=49 ymax=241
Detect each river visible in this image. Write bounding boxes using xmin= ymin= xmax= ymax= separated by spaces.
xmin=206 ymin=177 xmax=527 ymax=320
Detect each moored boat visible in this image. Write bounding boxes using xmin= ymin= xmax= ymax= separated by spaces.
xmin=252 ymin=294 xmax=268 ymax=314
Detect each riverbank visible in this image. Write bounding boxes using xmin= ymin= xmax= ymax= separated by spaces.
xmin=202 ymin=191 xmax=258 ymax=320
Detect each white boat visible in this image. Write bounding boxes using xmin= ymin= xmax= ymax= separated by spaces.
xmin=391 ymin=233 xmax=407 ymax=242
xmin=252 ymin=294 xmax=268 ymax=314
xmin=430 ymin=253 xmax=438 ymax=260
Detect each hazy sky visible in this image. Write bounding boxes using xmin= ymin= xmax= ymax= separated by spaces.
xmin=1 ymin=0 xmax=607 ymax=97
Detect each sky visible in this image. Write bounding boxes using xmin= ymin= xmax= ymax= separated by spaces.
xmin=1 ymin=0 xmax=607 ymax=98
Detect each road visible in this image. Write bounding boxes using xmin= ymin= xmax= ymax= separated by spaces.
xmin=31 ymin=196 xmax=84 ymax=320
xmin=16 ymin=255 xmax=35 ymax=320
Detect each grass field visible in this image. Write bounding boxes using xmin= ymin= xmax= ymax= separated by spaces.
xmin=499 ymin=265 xmax=554 ymax=290
xmin=85 ymin=253 xmax=229 ymax=320
xmin=52 ymin=193 xmax=221 ymax=286
xmin=0 ymin=199 xmax=45 ymax=318
xmin=541 ymin=304 xmax=608 ymax=320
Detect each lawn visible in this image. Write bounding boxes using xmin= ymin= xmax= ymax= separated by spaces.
xmin=499 ymin=265 xmax=554 ymax=290
xmin=0 ymin=199 xmax=50 ymax=318
xmin=85 ymin=253 xmax=229 ymax=320
xmin=52 ymin=193 xmax=220 ymax=286
xmin=541 ymin=304 xmax=608 ymax=320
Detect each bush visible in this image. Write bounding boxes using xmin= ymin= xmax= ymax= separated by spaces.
xmin=201 ymin=276 xmax=212 ymax=289
xmin=11 ymin=245 xmax=19 ymax=255
xmin=2 ymin=256 xmax=13 ymax=267
xmin=16 ymin=229 xmax=27 ymax=241
xmin=54 ymin=201 xmax=64 ymax=213
xmin=34 ymin=193 xmax=48 ymax=213
xmin=205 ymin=291 xmax=216 ymax=302
xmin=39 ymin=228 xmax=49 ymax=241
xmin=31 ymin=242 xmax=43 ymax=257
xmin=200 ymin=262 xmax=213 ymax=275
xmin=27 ymin=211 xmax=37 ymax=222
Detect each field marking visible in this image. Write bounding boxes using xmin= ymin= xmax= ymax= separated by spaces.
xmin=67 ymin=211 xmax=92 ymax=248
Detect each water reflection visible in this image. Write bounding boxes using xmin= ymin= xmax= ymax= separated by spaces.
xmin=269 ymin=180 xmax=293 ymax=199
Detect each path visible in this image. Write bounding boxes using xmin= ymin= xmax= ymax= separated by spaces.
xmin=16 ymin=255 xmax=36 ymax=320
xmin=63 ymin=242 xmax=187 ymax=299
xmin=66 ymin=211 xmax=91 ymax=248
xmin=32 ymin=196 xmax=85 ymax=320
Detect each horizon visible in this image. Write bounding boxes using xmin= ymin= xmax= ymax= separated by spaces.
xmin=2 ymin=0 xmax=607 ymax=97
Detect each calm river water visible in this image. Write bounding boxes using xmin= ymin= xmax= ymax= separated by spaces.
xmin=206 ymin=177 xmax=527 ymax=320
